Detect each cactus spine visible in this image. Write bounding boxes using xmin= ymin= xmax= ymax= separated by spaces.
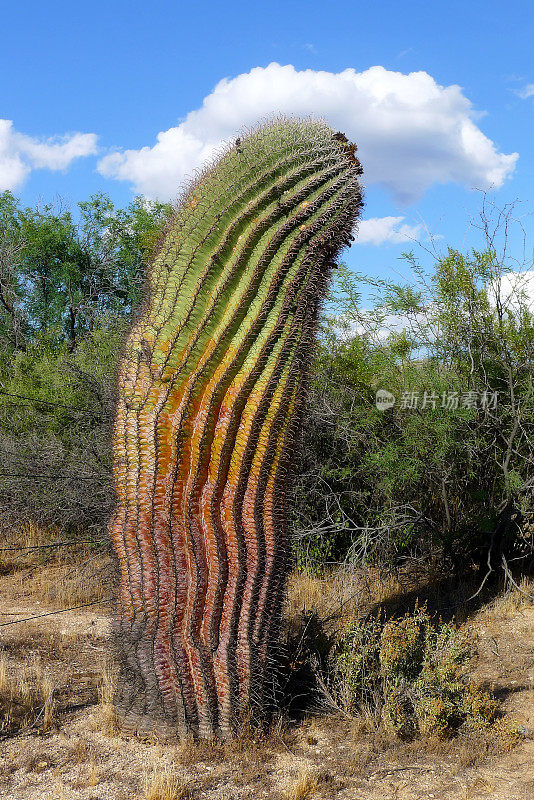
xmin=109 ymin=118 xmax=363 ymax=738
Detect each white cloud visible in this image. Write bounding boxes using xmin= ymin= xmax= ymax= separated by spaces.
xmin=516 ymin=84 xmax=534 ymax=99
xmin=494 ymin=270 xmax=534 ymax=311
xmin=356 ymin=216 xmax=421 ymax=246
xmin=98 ymin=63 xmax=518 ymax=203
xmin=0 ymin=119 xmax=98 ymax=191
xmin=338 ymin=309 xmax=422 ymax=343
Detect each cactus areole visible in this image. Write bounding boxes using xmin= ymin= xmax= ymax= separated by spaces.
xmin=109 ymin=118 xmax=363 ymax=738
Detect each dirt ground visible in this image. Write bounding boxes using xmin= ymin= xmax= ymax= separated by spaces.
xmin=0 ymin=569 xmax=533 ymax=800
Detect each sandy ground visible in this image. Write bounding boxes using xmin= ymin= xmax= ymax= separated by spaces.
xmin=0 ymin=589 xmax=533 ymax=799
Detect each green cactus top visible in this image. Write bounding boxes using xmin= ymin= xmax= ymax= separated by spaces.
xmin=120 ymin=117 xmax=363 ymax=410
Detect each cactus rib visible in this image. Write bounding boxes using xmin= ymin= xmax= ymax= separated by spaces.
xmin=109 ymin=117 xmax=364 ymax=738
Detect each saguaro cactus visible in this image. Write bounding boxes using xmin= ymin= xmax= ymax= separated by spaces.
xmin=109 ymin=118 xmax=363 ymax=738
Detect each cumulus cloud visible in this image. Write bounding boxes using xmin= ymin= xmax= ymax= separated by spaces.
xmin=356 ymin=216 xmax=421 ymax=246
xmin=0 ymin=120 xmax=98 ymax=191
xmin=98 ymin=63 xmax=518 ymax=203
xmin=494 ymin=270 xmax=534 ymax=311
xmin=516 ymin=84 xmax=534 ymax=99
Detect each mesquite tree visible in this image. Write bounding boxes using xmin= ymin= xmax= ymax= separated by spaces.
xmin=109 ymin=118 xmax=363 ymax=738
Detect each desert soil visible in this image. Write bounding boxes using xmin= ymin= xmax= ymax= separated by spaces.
xmin=0 ymin=588 xmax=533 ymax=800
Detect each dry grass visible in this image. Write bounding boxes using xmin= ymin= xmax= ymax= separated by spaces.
xmin=0 ymin=521 xmax=56 ymax=573
xmin=0 ymin=528 xmax=531 ymax=799
xmin=97 ymin=659 xmax=120 ymax=735
xmin=284 ymin=563 xmax=533 ymax=779
xmin=160 ymin=719 xmax=295 ymax=796
xmin=283 ymin=768 xmax=322 ymax=799
xmin=73 ymin=758 xmax=103 ymax=789
xmin=142 ymin=765 xmax=192 ymax=800
xmin=172 ymin=735 xmax=225 ymax=766
xmin=286 ymin=561 xmax=533 ymax=643
xmin=0 ymin=652 xmax=57 ymax=735
xmin=8 ymin=555 xmax=110 ymax=608
xmin=286 ymin=568 xmax=369 ymax=631
xmin=0 ymin=610 xmax=108 ymax=746
xmin=0 ymin=621 xmax=102 ymax=668
xmin=0 ymin=522 xmax=111 ymax=609
xmin=480 ymin=575 xmax=534 ymax=616
xmin=285 ymin=564 xmax=442 ymax=638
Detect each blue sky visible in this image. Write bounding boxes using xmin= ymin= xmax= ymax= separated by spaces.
xmin=1 ymin=0 xmax=533 ymax=287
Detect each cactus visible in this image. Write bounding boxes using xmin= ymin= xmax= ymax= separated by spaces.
xmin=109 ymin=117 xmax=363 ymax=738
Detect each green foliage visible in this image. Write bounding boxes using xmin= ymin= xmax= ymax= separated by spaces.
xmin=0 ymin=318 xmax=122 ymax=533
xmin=379 ymin=613 xmax=427 ymax=682
xmin=293 ymin=234 xmax=534 ymax=573
xmin=0 ymin=190 xmax=172 ymax=351
xmin=0 ymin=189 xmax=172 ymax=534
xmin=77 ymin=192 xmax=172 ymax=313
xmin=328 ymin=614 xmax=383 ymax=710
xmin=329 ymin=607 xmax=498 ymax=739
xmin=1 ymin=188 xmax=532 ymax=579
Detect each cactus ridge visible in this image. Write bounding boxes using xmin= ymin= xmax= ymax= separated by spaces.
xmin=135 ymin=154 xmax=348 ymax=391
xmin=143 ymin=133 xmax=337 ymax=347
xmin=109 ymin=117 xmax=363 ymax=738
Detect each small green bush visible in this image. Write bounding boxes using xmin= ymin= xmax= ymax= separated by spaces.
xmin=328 ymin=606 xmax=499 ymax=739
xmin=382 ymin=686 xmax=418 ymax=739
xmin=379 ymin=608 xmax=428 ymax=682
xmin=329 ymin=614 xmax=383 ymax=713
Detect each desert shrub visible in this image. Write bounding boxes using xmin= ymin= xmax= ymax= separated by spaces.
xmin=0 ymin=190 xmax=172 ymax=537
xmin=327 ymin=606 xmax=499 ymax=739
xmin=328 ymin=614 xmax=383 ymax=713
xmin=0 ymin=320 xmax=121 ymax=536
xmin=2 ymin=189 xmax=533 ymax=583
xmin=293 ymin=208 xmax=534 ymax=577
xmin=379 ymin=611 xmax=428 ymax=682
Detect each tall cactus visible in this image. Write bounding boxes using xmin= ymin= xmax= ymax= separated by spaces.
xmin=109 ymin=117 xmax=363 ymax=739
